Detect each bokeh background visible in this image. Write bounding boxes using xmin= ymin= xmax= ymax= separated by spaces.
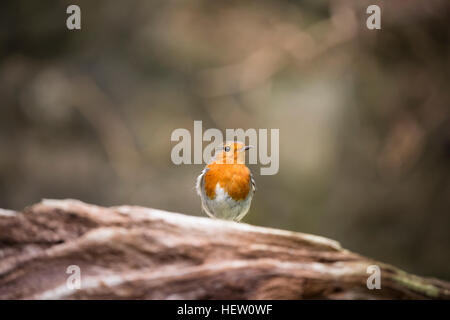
xmin=1 ymin=0 xmax=449 ymax=280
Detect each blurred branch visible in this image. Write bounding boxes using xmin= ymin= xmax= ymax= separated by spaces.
xmin=1 ymin=199 xmax=449 ymax=299
xmin=195 ymin=6 xmax=358 ymax=98
xmin=69 ymin=75 xmax=143 ymax=179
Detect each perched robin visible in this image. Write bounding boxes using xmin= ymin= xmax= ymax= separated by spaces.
xmin=196 ymin=141 xmax=255 ymax=222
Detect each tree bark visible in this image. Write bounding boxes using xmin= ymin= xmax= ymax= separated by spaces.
xmin=0 ymin=199 xmax=449 ymax=299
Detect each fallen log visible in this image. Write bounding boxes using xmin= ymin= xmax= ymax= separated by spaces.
xmin=0 ymin=199 xmax=448 ymax=299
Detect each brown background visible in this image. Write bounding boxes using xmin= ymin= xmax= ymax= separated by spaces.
xmin=0 ymin=0 xmax=449 ymax=280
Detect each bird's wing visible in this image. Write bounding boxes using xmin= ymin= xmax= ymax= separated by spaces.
xmin=196 ymin=167 xmax=209 ymax=197
xmin=250 ymin=172 xmax=256 ymax=194
xmin=196 ymin=168 xmax=216 ymax=218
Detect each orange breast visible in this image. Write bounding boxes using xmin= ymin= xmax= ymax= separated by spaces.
xmin=204 ymin=163 xmax=251 ymax=201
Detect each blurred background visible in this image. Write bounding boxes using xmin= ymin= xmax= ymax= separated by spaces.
xmin=1 ymin=0 xmax=449 ymax=280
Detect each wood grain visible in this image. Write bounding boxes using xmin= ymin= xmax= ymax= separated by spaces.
xmin=0 ymin=199 xmax=449 ymax=299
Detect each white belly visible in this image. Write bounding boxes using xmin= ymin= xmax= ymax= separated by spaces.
xmin=202 ymin=184 xmax=253 ymax=221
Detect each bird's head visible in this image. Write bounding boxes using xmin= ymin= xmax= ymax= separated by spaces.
xmin=213 ymin=141 xmax=251 ymax=164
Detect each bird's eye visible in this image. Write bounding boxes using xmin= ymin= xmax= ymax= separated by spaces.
xmin=224 ymin=146 xmax=231 ymax=152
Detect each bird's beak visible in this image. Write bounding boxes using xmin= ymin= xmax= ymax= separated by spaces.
xmin=243 ymin=145 xmax=252 ymax=151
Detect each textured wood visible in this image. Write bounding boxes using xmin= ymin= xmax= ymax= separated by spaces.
xmin=0 ymin=199 xmax=449 ymax=299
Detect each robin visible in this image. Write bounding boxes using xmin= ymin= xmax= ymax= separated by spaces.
xmin=196 ymin=141 xmax=255 ymax=222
